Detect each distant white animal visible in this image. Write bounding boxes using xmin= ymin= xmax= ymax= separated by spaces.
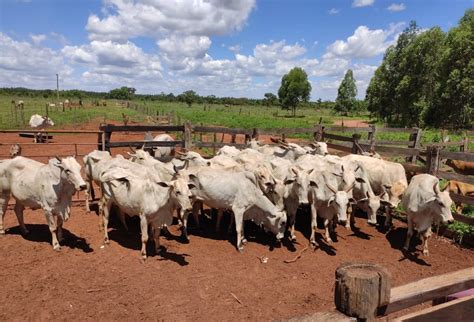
xmin=0 ymin=156 xmax=86 ymax=250
xmin=28 ymin=114 xmax=54 ymax=143
xmin=144 ymin=132 xmax=175 ymax=158
xmin=9 ymin=144 xmax=21 ymax=158
xmin=402 ymin=174 xmax=454 ymax=256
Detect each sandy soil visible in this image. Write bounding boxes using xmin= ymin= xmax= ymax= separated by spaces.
xmin=0 ymin=120 xmax=473 ymax=321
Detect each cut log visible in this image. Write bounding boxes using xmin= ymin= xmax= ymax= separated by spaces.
xmin=335 ymin=262 xmax=391 ymax=321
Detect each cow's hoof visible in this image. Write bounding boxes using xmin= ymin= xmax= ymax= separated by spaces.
xmin=345 ymin=225 xmax=351 ymax=231
xmin=53 ymin=245 xmax=61 ymax=251
xmin=0 ymin=229 xmax=5 ymax=235
xmin=140 ymin=253 xmax=147 ymax=261
xmin=325 ymin=238 xmax=333 ymax=244
xmin=104 ymin=238 xmax=110 ymax=245
xmin=237 ymin=245 xmax=244 ymax=253
xmin=241 ymin=238 xmax=248 ymax=245
xmin=290 ymin=235 xmax=297 ymax=243
xmin=423 ymin=250 xmax=429 ymax=256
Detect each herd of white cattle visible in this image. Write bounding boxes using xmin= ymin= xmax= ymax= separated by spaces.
xmin=0 ymin=137 xmax=455 ymax=260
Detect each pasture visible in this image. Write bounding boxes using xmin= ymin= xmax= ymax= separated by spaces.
xmin=0 ymin=95 xmax=473 ymax=320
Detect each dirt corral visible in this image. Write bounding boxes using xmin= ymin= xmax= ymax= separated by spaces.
xmin=0 ymin=121 xmax=473 ymax=320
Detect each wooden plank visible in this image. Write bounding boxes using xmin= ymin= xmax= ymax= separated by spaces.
xmin=108 ymin=141 xmax=184 ymax=148
xmin=402 ymin=163 xmax=426 ymax=173
xmin=369 ymin=144 xmax=420 ymax=157
xmin=375 ymin=140 xmax=412 ymax=146
xmin=193 ymin=126 xmax=251 ymax=135
xmin=380 ymin=267 xmax=474 ymax=315
xmin=327 ymin=142 xmax=353 ymax=153
xmin=323 ymin=126 xmax=371 ymax=133
xmin=376 ymin=127 xmax=415 ymax=133
xmin=99 ymin=124 xmax=184 ymax=132
xmin=258 ymin=127 xmax=314 ymax=135
xmin=450 ymin=193 xmax=474 ymax=206
xmin=452 ymin=212 xmax=474 ymax=226
xmin=394 ymin=294 xmax=474 ymax=322
xmin=437 ymin=170 xmax=474 ymax=185
xmin=430 ymin=141 xmax=466 ymax=148
xmin=324 ymin=133 xmax=354 ymax=142
xmin=439 ymin=150 xmax=474 ymax=162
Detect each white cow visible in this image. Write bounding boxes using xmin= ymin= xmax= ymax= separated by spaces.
xmin=29 ymin=114 xmax=54 ymax=143
xmin=100 ymin=166 xmax=193 ymax=259
xmin=189 ymin=168 xmax=287 ymax=252
xmin=9 ymin=144 xmax=21 ymax=158
xmin=402 ymin=174 xmax=454 ymax=256
xmin=83 ymin=150 xmax=113 ymax=212
xmin=144 ymin=132 xmax=175 ymax=158
xmin=0 ymin=156 xmax=86 ymax=250
xmin=343 ymin=154 xmax=408 ymax=227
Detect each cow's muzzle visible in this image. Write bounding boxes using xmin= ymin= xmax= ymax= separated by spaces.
xmin=339 ymin=220 xmax=347 ymax=225
xmin=79 ymin=184 xmax=87 ymax=191
xmin=446 ymin=219 xmax=454 ymax=224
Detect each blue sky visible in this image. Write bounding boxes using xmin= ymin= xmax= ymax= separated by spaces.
xmin=0 ymin=0 xmax=472 ymax=100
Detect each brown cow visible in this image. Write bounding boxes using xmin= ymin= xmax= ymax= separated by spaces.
xmin=445 ymin=180 xmax=474 ymax=213
xmin=445 ymin=159 xmax=474 ymax=176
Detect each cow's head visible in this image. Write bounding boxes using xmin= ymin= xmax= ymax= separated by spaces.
xmin=167 ymin=176 xmax=193 ymax=215
xmin=286 ymin=167 xmax=313 ymax=204
xmin=428 ymin=182 xmax=454 ymax=224
xmin=55 ymin=156 xmax=87 ymax=191
xmin=307 ymin=142 xmax=329 ymax=156
xmin=42 ymin=116 xmax=54 ymax=127
xmin=327 ymin=182 xmax=356 ymax=225
xmin=357 ymin=190 xmax=386 ymax=225
xmin=9 ymin=144 xmax=21 ymax=158
xmin=383 ymin=181 xmax=407 ymax=208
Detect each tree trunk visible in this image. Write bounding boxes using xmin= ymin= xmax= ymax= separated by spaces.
xmin=335 ymin=262 xmax=391 ymax=321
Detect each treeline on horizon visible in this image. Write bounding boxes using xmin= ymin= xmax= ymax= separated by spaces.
xmin=0 ymin=86 xmax=336 ymax=109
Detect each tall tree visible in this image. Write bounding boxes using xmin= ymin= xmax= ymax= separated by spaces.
xmin=263 ymin=92 xmax=278 ymax=107
xmin=425 ymin=9 xmax=473 ymax=128
xmin=335 ymin=69 xmax=357 ymax=114
xmin=182 ymin=90 xmax=198 ymax=107
xmin=278 ymin=67 xmax=312 ymax=117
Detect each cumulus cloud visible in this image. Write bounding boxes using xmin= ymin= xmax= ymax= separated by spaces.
xmin=86 ymin=0 xmax=256 ymax=41
xmin=387 ymin=3 xmax=406 ymax=12
xmin=30 ymin=34 xmax=46 ymax=45
xmin=0 ymin=33 xmax=72 ymax=88
xmin=352 ymin=0 xmax=374 ymax=7
xmin=323 ymin=23 xmax=405 ymax=59
xmin=328 ymin=8 xmax=339 ymax=15
xmin=228 ymin=44 xmax=242 ymax=53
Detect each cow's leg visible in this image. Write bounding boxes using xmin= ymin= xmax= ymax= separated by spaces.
xmin=84 ymin=180 xmax=92 ymax=212
xmin=384 ymin=207 xmax=393 ymax=228
xmin=324 ymin=219 xmax=333 ymax=244
xmin=192 ymin=201 xmax=201 ymax=231
xmin=287 ymin=203 xmax=298 ymax=242
xmin=421 ymin=227 xmax=432 ymax=256
xmin=139 ymin=214 xmax=148 ymax=260
xmin=346 ymin=206 xmax=354 ymax=230
xmin=0 ymin=193 xmax=10 ymax=235
xmin=14 ymin=203 xmax=29 ymax=235
xmin=98 ymin=197 xmax=105 ymax=232
xmin=309 ymin=203 xmax=318 ymax=246
xmin=232 ymin=208 xmax=245 ymax=252
xmin=56 ymin=215 xmax=64 ymax=243
xmin=227 ymin=211 xmax=235 ymax=235
xmin=403 ymin=216 xmax=414 ymax=251
xmin=102 ymin=199 xmax=112 ymax=244
xmin=44 ymin=211 xmax=60 ymax=251
xmin=152 ymin=225 xmax=162 ymax=255
xmin=215 ymin=208 xmax=223 ymax=232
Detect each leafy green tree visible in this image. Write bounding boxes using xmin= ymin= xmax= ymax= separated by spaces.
xmin=182 ymin=90 xmax=198 ymax=107
xmin=335 ymin=69 xmax=357 ymax=114
xmin=278 ymin=67 xmax=312 ymax=117
xmin=107 ymin=86 xmax=136 ymax=100
xmin=263 ymin=92 xmax=278 ymax=107
xmin=425 ymin=9 xmax=473 ymax=128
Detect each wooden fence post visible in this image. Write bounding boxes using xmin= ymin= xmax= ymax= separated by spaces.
xmin=408 ymin=128 xmax=422 ymax=163
xmin=335 ymin=262 xmax=391 ymax=321
xmin=368 ymin=125 xmax=376 ymax=153
xmin=314 ymin=124 xmax=324 ymax=142
xmin=231 ymin=134 xmax=237 ymax=144
xmin=351 ymin=134 xmax=363 ymax=154
xmin=252 ymin=128 xmax=259 ymax=140
xmin=460 ymin=136 xmax=468 ymax=152
xmin=213 ymin=132 xmax=217 ymax=155
xmin=183 ymin=121 xmax=193 ymax=150
xmin=426 ymin=145 xmax=441 ymax=175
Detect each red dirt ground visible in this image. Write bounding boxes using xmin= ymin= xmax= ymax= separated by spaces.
xmin=0 ymin=120 xmax=473 ymax=320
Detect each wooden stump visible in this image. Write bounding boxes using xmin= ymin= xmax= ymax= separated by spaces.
xmin=335 ymin=262 xmax=391 ymax=321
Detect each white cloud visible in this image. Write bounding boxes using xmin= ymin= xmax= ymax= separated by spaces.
xmin=328 ymin=8 xmax=339 ymax=15
xmin=228 ymin=44 xmax=242 ymax=53
xmin=0 ymin=33 xmax=72 ymax=88
xmin=352 ymin=0 xmax=375 ymax=8
xmin=323 ymin=23 xmax=405 ymax=59
xmin=86 ymin=0 xmax=256 ymax=42
xmin=30 ymin=34 xmax=46 ymax=45
xmin=387 ymin=3 xmax=406 ymax=12
xmin=50 ymin=32 xmax=69 ymax=46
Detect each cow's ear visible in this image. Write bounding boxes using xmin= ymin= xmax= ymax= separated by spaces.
xmin=327 ymin=196 xmax=335 ymax=207
xmin=284 ymin=178 xmax=295 ymax=185
xmin=355 ymin=177 xmax=366 ymax=183
xmin=157 ymin=181 xmax=170 ymax=188
xmin=291 ymin=167 xmax=299 ymax=175
xmin=188 ymin=183 xmax=196 ymax=190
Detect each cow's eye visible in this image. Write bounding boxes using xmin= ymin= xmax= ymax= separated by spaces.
xmin=65 ymin=169 xmax=71 ymax=173
xmin=176 ymin=191 xmax=181 ymax=195
xmin=438 ymin=201 xmax=444 ymax=207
